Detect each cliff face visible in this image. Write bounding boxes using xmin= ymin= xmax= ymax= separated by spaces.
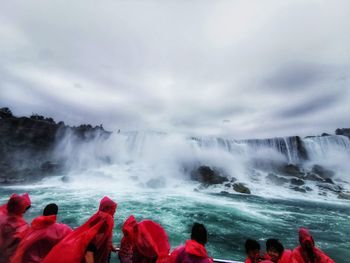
xmin=0 ymin=108 xmax=111 ymax=183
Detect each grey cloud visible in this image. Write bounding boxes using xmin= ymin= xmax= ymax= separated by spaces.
xmin=264 ymin=63 xmax=331 ymax=91
xmin=0 ymin=0 xmax=350 ymax=138
xmin=277 ymin=93 xmax=342 ymax=118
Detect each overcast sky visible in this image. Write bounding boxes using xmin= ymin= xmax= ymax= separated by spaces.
xmin=0 ymin=0 xmax=349 ymax=139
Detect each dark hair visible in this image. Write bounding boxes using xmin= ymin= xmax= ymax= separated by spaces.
xmin=191 ymin=223 xmax=207 ymax=245
xmin=266 ymin=239 xmax=284 ymax=255
xmin=245 ymin=239 xmax=260 ymax=253
xmin=43 ymin=203 xmax=58 ymax=216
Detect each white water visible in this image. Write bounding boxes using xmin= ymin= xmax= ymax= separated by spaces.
xmin=48 ymin=130 xmax=350 ymax=201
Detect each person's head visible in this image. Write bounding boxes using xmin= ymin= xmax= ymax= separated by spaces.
xmin=99 ymin=196 xmax=117 ymax=216
xmin=7 ymin=193 xmax=31 ymax=216
xmin=134 ymin=220 xmax=170 ymax=263
xmin=191 ymin=223 xmax=208 ymax=245
xmin=245 ymin=239 xmax=260 ymax=260
xmin=122 ymin=215 xmax=137 ymax=237
xmin=299 ymin=228 xmax=316 ymax=263
xmin=299 ymin=228 xmax=314 ymax=248
xmin=266 ymin=239 xmax=284 ymax=263
xmin=43 ymin=203 xmax=58 ymax=216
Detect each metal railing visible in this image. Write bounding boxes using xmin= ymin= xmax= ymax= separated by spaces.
xmin=213 ymin=260 xmax=242 ymax=263
xmin=113 ymin=248 xmax=243 ymax=263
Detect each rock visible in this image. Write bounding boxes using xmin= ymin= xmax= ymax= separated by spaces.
xmin=324 ymin=178 xmax=334 ymax=184
xmin=338 ymin=192 xmax=350 ymax=200
xmin=266 ymin=173 xmax=289 ymax=185
xmin=311 ymin=165 xmax=335 ymax=179
xmin=224 ymin=183 xmax=231 ymax=187
xmin=233 ymin=183 xmax=251 ymax=194
xmin=61 ymin=176 xmax=70 ymax=183
xmin=317 ymin=183 xmax=342 ymax=193
xmin=304 ymin=173 xmax=324 ymax=182
xmin=190 ymin=166 xmax=229 ymax=185
xmin=305 ymin=186 xmax=313 ymax=191
xmin=278 ymin=164 xmax=304 ymax=178
xmin=230 ymin=177 xmax=237 ymax=183
xmin=321 ymin=133 xmax=330 ymax=137
xmin=335 ymin=128 xmax=350 ymax=138
xmin=291 ymin=186 xmax=306 ymax=193
xmin=291 ymin=178 xmax=305 ymax=186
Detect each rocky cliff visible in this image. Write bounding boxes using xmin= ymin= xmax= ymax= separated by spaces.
xmin=0 ymin=107 xmax=111 ymax=183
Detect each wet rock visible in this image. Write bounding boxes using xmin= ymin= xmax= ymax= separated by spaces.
xmin=266 ymin=173 xmax=289 ymax=185
xmin=232 ymin=183 xmax=251 ymax=194
xmin=291 ymin=178 xmax=305 ymax=186
xmin=224 ymin=183 xmax=231 ymax=188
xmin=317 ymin=183 xmax=342 ymax=193
xmin=305 ymin=186 xmax=313 ymax=191
xmin=311 ymin=165 xmax=334 ymax=179
xmin=230 ymin=177 xmax=237 ymax=183
xmin=278 ymin=164 xmax=304 ymax=178
xmin=291 ymin=186 xmax=306 ymax=193
xmin=324 ymin=178 xmax=334 ymax=184
xmin=61 ymin=175 xmax=70 ymax=183
xmin=338 ymin=192 xmax=350 ymax=200
xmin=190 ymin=166 xmax=229 ymax=185
xmin=335 ymin=128 xmax=350 ymax=138
xmin=304 ymin=173 xmax=324 ymax=182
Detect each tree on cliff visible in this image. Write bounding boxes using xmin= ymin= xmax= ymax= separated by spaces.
xmin=0 ymin=107 xmax=13 ymax=118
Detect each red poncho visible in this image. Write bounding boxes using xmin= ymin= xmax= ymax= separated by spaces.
xmin=0 ymin=193 xmax=31 ymax=263
xmin=119 ymin=215 xmax=137 ymax=263
xmin=169 ymin=240 xmax=213 ymax=263
xmin=42 ymin=196 xmax=117 ymax=263
xmin=10 ymin=215 xmax=72 ymax=263
xmin=133 ymin=220 xmax=170 ymax=263
xmin=292 ymin=228 xmax=334 ymax=263
xmin=277 ymin=250 xmax=293 ymax=263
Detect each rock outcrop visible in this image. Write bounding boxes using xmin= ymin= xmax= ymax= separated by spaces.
xmin=335 ymin=128 xmax=350 ymax=138
xmin=190 ymin=166 xmax=229 ymax=186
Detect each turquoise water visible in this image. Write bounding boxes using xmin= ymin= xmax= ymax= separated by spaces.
xmin=1 ymin=183 xmax=349 ymax=262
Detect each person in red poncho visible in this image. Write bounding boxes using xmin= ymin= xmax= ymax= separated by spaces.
xmin=169 ymin=223 xmax=213 ymax=263
xmin=266 ymin=239 xmax=293 ymax=263
xmin=244 ymin=239 xmax=271 ymax=263
xmin=119 ymin=215 xmax=137 ymax=263
xmin=292 ymin=228 xmax=334 ymax=263
xmin=133 ymin=219 xmax=170 ymax=263
xmin=10 ymin=203 xmax=73 ymax=263
xmin=42 ymin=196 xmax=117 ymax=263
xmin=0 ymin=193 xmax=31 ymax=263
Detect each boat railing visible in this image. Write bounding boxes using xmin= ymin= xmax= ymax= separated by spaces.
xmin=113 ymin=248 xmax=243 ymax=263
